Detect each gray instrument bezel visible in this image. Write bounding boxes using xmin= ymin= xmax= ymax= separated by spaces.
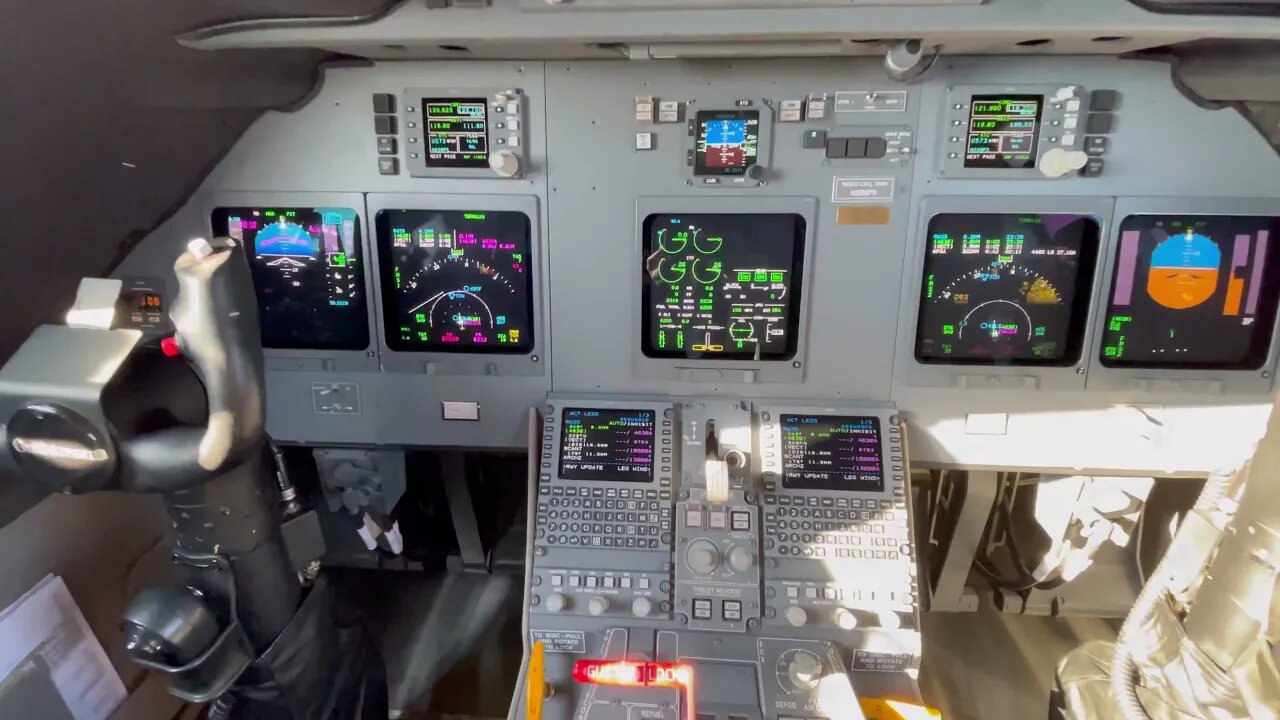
xmin=401 ymin=86 xmax=526 ymax=179
xmin=1085 ymin=196 xmax=1280 ymax=395
xmin=684 ymin=98 xmax=774 ymax=188
xmin=203 ymin=190 xmax=379 ymax=372
xmin=938 ymin=84 xmax=1087 ymax=180
xmin=896 ymin=195 xmax=1114 ymax=390
xmin=632 ymin=196 xmax=817 ymax=384
xmin=367 ymin=192 xmax=548 ymax=378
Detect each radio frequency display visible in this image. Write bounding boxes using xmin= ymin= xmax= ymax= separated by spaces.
xmin=377 ymin=209 xmax=534 ymax=353
xmin=212 ymin=207 xmax=368 ymax=350
xmin=916 ymin=213 xmax=1100 ymax=365
xmin=964 ymin=95 xmax=1043 ymax=169
xmin=781 ymin=415 xmax=884 ymax=492
xmin=642 ymin=213 xmax=805 ymax=360
xmin=1100 ymin=215 xmax=1280 ymax=369
xmin=558 ymin=408 xmax=656 ymax=482
xmin=694 ymin=110 xmax=760 ymax=176
xmin=424 ymin=98 xmax=489 ymax=168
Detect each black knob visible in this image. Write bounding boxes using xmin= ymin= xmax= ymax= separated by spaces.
xmin=746 ymin=164 xmax=764 ymax=180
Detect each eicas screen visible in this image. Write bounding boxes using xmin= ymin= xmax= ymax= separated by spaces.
xmin=915 ymin=213 xmax=1100 ymax=365
xmin=964 ymin=95 xmax=1043 ymax=169
xmin=1100 ymin=214 xmax=1280 ymax=369
xmin=558 ymin=408 xmax=656 ymax=482
xmin=781 ymin=415 xmax=884 ymax=492
xmin=642 ymin=213 xmax=806 ymax=360
xmin=377 ymin=209 xmax=534 ymax=353
xmin=212 ymin=207 xmax=369 ymax=350
xmin=694 ymin=110 xmax=760 ymax=176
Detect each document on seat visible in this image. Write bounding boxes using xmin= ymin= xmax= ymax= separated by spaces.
xmin=0 ymin=574 xmax=126 ymax=720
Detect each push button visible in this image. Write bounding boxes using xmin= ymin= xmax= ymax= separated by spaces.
xmin=692 ymin=598 xmax=713 ymax=620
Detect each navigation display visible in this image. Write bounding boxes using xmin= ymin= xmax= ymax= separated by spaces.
xmin=964 ymin=95 xmax=1043 ymax=169
xmin=694 ymin=110 xmax=760 ymax=176
xmin=1100 ymin=214 xmax=1280 ymax=369
xmin=212 ymin=207 xmax=368 ymax=350
xmin=423 ymin=98 xmax=489 ymax=168
xmin=915 ymin=213 xmax=1099 ymax=365
xmin=558 ymin=408 xmax=656 ymax=482
xmin=642 ymin=213 xmax=805 ymax=360
xmin=377 ymin=209 xmax=534 ymax=353
xmin=781 ymin=415 xmax=884 ymax=492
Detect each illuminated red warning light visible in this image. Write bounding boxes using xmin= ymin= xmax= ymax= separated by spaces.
xmin=571 ymin=660 xmax=692 ymax=688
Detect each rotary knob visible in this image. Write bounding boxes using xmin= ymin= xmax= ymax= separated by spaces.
xmin=785 ymin=606 xmax=808 ymax=627
xmin=685 ymin=540 xmax=721 ymax=575
xmin=632 ymin=596 xmax=653 ymax=618
xmin=588 ymin=596 xmax=609 ymax=616
xmin=727 ymin=546 xmax=756 ymax=573
xmin=786 ymin=652 xmax=824 ymax=691
xmin=1038 ymin=147 xmax=1088 ymax=178
xmin=544 ymin=593 xmax=568 ymax=613
xmin=832 ymin=608 xmax=858 ymax=631
xmin=489 ymin=149 xmax=520 ymax=178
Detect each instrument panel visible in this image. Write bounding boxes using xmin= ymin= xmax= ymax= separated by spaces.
xmin=115 ymin=56 xmax=1280 ymax=472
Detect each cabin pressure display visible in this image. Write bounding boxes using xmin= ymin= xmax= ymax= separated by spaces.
xmin=964 ymin=95 xmax=1043 ymax=169
xmin=424 ymin=98 xmax=489 ymax=168
xmin=377 ymin=209 xmax=534 ymax=353
xmin=642 ymin=213 xmax=805 ymax=360
xmin=915 ymin=213 xmax=1100 ymax=365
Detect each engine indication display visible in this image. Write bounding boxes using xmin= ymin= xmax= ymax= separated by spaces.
xmin=781 ymin=415 xmax=884 ymax=493
xmin=378 ymin=209 xmax=534 ymax=353
xmin=212 ymin=207 xmax=369 ymax=350
xmin=424 ymin=98 xmax=489 ymax=168
xmin=915 ymin=213 xmax=1100 ymax=365
xmin=694 ymin=110 xmax=760 ymax=176
xmin=964 ymin=95 xmax=1043 ymax=169
xmin=1100 ymin=215 xmax=1280 ymax=369
xmin=642 ymin=213 xmax=805 ymax=360
xmin=559 ymin=408 xmax=656 ymax=482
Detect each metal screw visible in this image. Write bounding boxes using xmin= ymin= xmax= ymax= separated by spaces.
xmin=792 ymin=361 xmax=801 ymax=368
xmin=531 ymin=354 xmax=539 ymax=362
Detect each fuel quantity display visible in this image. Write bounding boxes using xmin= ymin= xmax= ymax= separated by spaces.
xmin=212 ymin=207 xmax=369 ymax=351
xmin=1100 ymin=215 xmax=1280 ymax=369
xmin=642 ymin=213 xmax=805 ymax=361
xmin=915 ymin=213 xmax=1100 ymax=365
xmin=377 ymin=209 xmax=534 ymax=353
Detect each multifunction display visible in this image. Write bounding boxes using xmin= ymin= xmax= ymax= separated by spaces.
xmin=1100 ymin=215 xmax=1280 ymax=369
xmin=642 ymin=213 xmax=805 ymax=360
xmin=964 ymin=95 xmax=1043 ymax=169
xmin=558 ymin=408 xmax=656 ymax=482
xmin=212 ymin=207 xmax=368 ymax=350
xmin=377 ymin=209 xmax=534 ymax=353
xmin=916 ymin=213 xmax=1100 ymax=365
xmin=694 ymin=110 xmax=760 ymax=176
xmin=781 ymin=415 xmax=884 ymax=492
xmin=424 ymin=98 xmax=489 ymax=168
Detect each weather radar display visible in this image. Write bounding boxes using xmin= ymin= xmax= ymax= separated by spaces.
xmin=1100 ymin=215 xmax=1280 ymax=369
xmin=377 ymin=209 xmax=534 ymax=353
xmin=915 ymin=213 xmax=1100 ymax=365
xmin=212 ymin=207 xmax=368 ymax=350
xmin=642 ymin=213 xmax=805 ymax=360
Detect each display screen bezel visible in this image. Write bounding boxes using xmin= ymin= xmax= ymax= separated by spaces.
xmin=211 ymin=206 xmax=370 ymax=351
xmin=376 ymin=209 xmax=536 ymax=354
xmin=557 ymin=407 xmax=657 ymax=483
xmin=640 ymin=212 xmax=807 ymax=361
xmin=422 ymin=97 xmax=490 ymax=169
xmin=780 ymin=414 xmax=886 ymax=493
xmin=1098 ymin=213 xmax=1280 ymax=370
xmin=963 ymin=94 xmax=1044 ymax=170
xmin=913 ymin=212 xmax=1102 ymax=367
xmin=693 ymin=109 xmax=761 ymax=177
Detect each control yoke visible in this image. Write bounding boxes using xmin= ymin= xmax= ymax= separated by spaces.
xmin=118 ymin=238 xmax=266 ymax=492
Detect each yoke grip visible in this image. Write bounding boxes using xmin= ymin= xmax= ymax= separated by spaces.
xmin=156 ymin=238 xmax=265 ymax=482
